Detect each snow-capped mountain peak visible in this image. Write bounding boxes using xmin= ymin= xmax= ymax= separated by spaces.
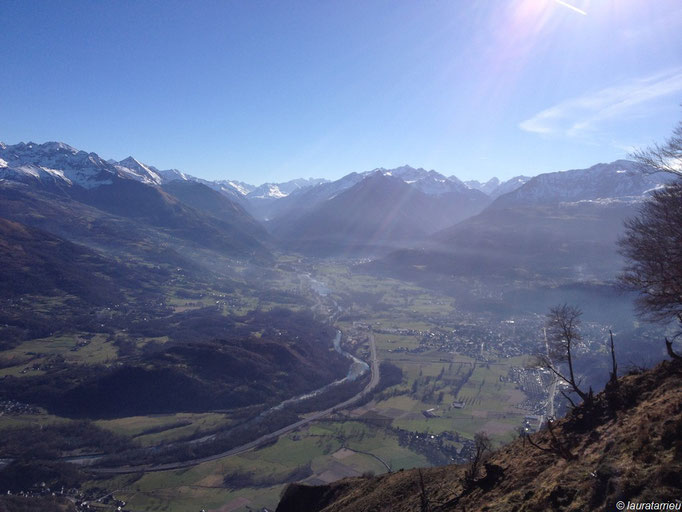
xmin=491 ymin=160 xmax=671 ymax=207
xmin=226 ymin=181 xmax=251 ymax=196
xmin=39 ymin=141 xmax=78 ymax=153
xmin=0 ymin=141 xmax=114 ymax=189
xmin=0 ymin=141 xmax=256 ymax=199
xmin=245 ymin=178 xmax=329 ymax=200
xmin=465 ymin=177 xmax=500 ymax=194
xmin=248 ymin=183 xmax=287 ymax=199
xmin=464 ymin=175 xmax=531 ymax=198
xmin=365 ymin=165 xmax=470 ymax=196
xmin=157 ymin=168 xmax=189 ymax=182
xmin=114 ymin=156 xmax=163 ymax=185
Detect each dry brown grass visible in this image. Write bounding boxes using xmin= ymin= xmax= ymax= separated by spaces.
xmin=277 ymin=359 xmax=682 ymax=512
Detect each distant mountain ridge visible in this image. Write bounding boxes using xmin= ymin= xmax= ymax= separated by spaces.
xmin=0 ymin=140 xmax=540 ymax=203
xmin=0 ymin=141 xmax=270 ymax=260
xmin=491 ymin=160 xmax=667 ymax=207
xmin=247 ymin=178 xmax=329 ymax=199
xmin=372 ymin=165 xmax=471 ymax=195
xmin=465 ymin=175 xmax=531 ymax=198
xmin=373 ymin=159 xmax=673 ymax=283
xmin=271 ymin=170 xmax=491 ymax=256
xmin=1 ymin=140 xmax=528 ymax=218
xmin=4 ymin=141 xmax=671 ymax=268
xmin=0 ymin=141 xmax=116 ymax=189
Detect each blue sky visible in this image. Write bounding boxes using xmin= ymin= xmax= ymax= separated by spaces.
xmin=1 ymin=0 xmax=681 ymax=184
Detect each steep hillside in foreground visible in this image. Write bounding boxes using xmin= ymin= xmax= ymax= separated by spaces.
xmin=278 ymin=359 xmax=682 ymax=512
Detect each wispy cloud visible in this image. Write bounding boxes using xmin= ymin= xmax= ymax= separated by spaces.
xmin=519 ymin=69 xmax=682 ymax=137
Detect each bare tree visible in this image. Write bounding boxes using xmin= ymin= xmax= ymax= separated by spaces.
xmin=620 ymin=120 xmax=682 ymax=359
xmin=608 ymin=329 xmax=618 ymax=386
xmin=525 ymin=419 xmax=575 ymax=461
xmin=462 ymin=431 xmax=491 ymax=489
xmin=418 ymin=469 xmax=430 ymax=512
xmin=430 ymin=432 xmax=492 ymax=511
xmin=630 ymin=119 xmax=682 ymax=177
xmin=538 ymin=304 xmax=590 ymax=404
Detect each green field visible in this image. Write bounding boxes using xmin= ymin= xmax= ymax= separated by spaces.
xmin=101 ymin=419 xmax=431 ymax=512
xmin=0 ymin=334 xmax=117 ymax=377
xmin=96 ymin=412 xmax=234 ymax=446
xmin=310 ymin=263 xmax=534 ymax=443
xmin=0 ymin=258 xmax=540 ymax=512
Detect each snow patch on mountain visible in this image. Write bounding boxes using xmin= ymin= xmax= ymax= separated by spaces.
xmin=248 ymin=183 xmax=287 ymax=199
xmin=226 ymin=181 xmax=252 ymax=195
xmin=114 ymin=156 xmax=163 ymax=185
xmin=465 ymin=175 xmax=531 ymax=198
xmin=158 ymin=169 xmax=190 ymax=182
xmin=465 ymin=177 xmax=500 ymax=194
xmin=492 ymin=160 xmax=671 ymax=207
xmin=368 ymin=165 xmax=470 ymax=196
xmin=0 ymin=142 xmax=115 ymax=189
xmin=246 ymin=178 xmax=329 ymax=200
xmin=39 ymin=167 xmax=71 ymax=183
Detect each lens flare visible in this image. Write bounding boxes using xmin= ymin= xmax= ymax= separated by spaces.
xmin=554 ymin=0 xmax=587 ymax=16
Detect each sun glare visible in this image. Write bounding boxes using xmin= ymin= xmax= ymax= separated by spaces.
xmin=554 ymin=0 xmax=588 ymax=16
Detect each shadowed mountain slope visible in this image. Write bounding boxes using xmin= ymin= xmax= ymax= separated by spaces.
xmin=0 ymin=217 xmax=139 ymax=304
xmin=161 ymin=179 xmax=268 ymax=240
xmin=379 ymin=199 xmax=636 ymax=282
xmin=374 ymin=161 xmax=672 ymax=282
xmin=0 ymin=141 xmax=270 ymax=260
xmin=0 ymin=178 xmax=269 ymax=263
xmin=273 ymin=172 xmax=489 ymax=256
xmin=0 ymin=309 xmax=348 ymax=418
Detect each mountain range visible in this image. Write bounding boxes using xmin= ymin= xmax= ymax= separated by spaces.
xmin=464 ymin=175 xmax=532 ymax=198
xmin=0 ymin=141 xmax=269 ymax=263
xmin=270 ymin=171 xmax=490 ymax=256
xmin=1 ymin=141 xmax=672 ymax=269
xmin=1 ymin=139 xmax=678 ymax=511
xmin=0 ymin=141 xmax=525 ymax=259
xmin=373 ymin=160 xmax=672 ymax=287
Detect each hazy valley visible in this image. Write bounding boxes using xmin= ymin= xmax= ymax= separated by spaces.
xmin=0 ymin=139 xmax=679 ymax=512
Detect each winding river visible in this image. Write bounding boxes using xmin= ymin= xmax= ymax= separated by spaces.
xmin=269 ymin=330 xmax=369 ymax=413
xmin=258 ymin=272 xmax=370 ymax=412
xmin=67 ymin=273 xmax=371 ymax=468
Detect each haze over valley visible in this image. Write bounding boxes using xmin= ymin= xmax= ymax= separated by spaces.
xmin=2 ymin=1 xmax=682 ymax=511
xmin=0 ymin=137 xmax=679 ymax=510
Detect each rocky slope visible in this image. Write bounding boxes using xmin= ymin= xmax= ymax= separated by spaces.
xmin=278 ymin=359 xmax=682 ymax=511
